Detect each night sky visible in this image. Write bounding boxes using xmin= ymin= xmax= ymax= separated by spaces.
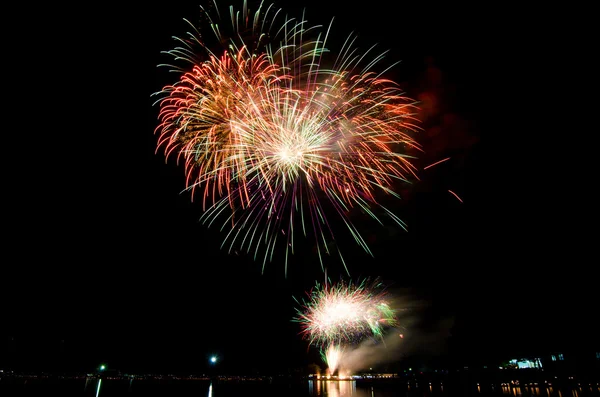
xmin=3 ymin=0 xmax=596 ymax=375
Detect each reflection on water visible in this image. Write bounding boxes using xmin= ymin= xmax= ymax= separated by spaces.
xmin=95 ymin=378 xmax=102 ymax=397
xmin=492 ymin=382 xmax=600 ymax=397
xmin=501 ymin=383 xmax=600 ymax=397
xmin=308 ymin=380 xmax=600 ymax=397
xmin=309 ymin=380 xmax=361 ymax=397
xmin=2 ymin=376 xmax=599 ymax=397
xmin=309 ymin=379 xmax=446 ymax=397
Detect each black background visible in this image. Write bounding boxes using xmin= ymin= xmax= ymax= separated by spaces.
xmin=2 ymin=0 xmax=596 ymax=375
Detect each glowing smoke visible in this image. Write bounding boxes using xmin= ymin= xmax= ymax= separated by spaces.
xmin=332 ymin=291 xmax=455 ymax=374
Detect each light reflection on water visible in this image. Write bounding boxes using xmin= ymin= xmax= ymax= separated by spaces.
xmin=95 ymin=378 xmax=101 ymax=397
xmin=3 ymin=376 xmax=599 ymax=397
xmin=309 ymin=380 xmax=360 ymax=397
xmin=89 ymin=378 xmax=600 ymax=397
xmin=496 ymin=382 xmax=600 ymax=397
xmin=306 ymin=380 xmax=600 ymax=397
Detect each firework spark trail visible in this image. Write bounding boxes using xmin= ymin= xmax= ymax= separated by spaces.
xmin=423 ymin=156 xmax=450 ymax=170
xmin=321 ymin=343 xmax=344 ymax=374
xmin=153 ymin=0 xmax=421 ymax=274
xmin=423 ymin=157 xmax=462 ymax=203
xmin=448 ymin=189 xmax=463 ymax=203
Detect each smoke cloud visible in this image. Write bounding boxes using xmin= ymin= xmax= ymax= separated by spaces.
xmin=335 ymin=289 xmax=455 ymax=374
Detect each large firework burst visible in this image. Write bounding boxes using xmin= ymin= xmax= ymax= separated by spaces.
xmin=153 ymin=0 xmax=421 ymax=274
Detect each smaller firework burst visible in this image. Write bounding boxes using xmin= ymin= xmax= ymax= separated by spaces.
xmin=293 ymin=278 xmax=398 ymax=348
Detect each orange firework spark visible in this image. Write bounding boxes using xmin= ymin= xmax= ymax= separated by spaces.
xmin=423 ymin=156 xmax=450 ymax=170
xmin=448 ymin=190 xmax=463 ymax=203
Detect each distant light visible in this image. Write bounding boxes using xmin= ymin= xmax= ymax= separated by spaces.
xmin=210 ymin=356 xmax=217 ymax=364
xmin=99 ymin=365 xmax=106 ymax=371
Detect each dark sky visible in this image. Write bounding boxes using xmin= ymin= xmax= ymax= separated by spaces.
xmin=3 ymin=0 xmax=597 ymax=375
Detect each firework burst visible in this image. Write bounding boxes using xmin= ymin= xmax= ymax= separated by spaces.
xmin=294 ymin=277 xmax=398 ymax=372
xmin=153 ymin=0 xmax=421 ymax=274
xmin=293 ymin=278 xmax=398 ymax=348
